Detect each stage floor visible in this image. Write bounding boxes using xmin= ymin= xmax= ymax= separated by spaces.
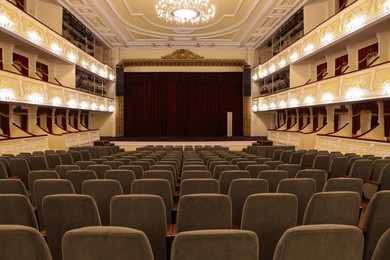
xmin=105 ymin=136 xmax=259 ymax=151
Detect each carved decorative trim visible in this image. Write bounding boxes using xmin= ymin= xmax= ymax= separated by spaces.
xmin=162 ymin=49 xmax=203 ymax=59
xmin=118 ymin=49 xmax=249 ymax=67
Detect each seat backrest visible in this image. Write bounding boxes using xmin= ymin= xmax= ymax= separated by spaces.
xmin=272 ymin=150 xmax=283 ymax=160
xmin=66 ymin=170 xmax=97 ymax=194
xmin=219 ymin=170 xmax=250 ymax=194
xmin=241 ymin=193 xmax=297 ymax=260
xmin=130 ymin=161 xmax=151 ymax=171
xmin=0 ymin=179 xmax=29 ymax=197
xmin=177 ymin=194 xmax=232 ymax=233
xmin=289 ymin=151 xmax=305 ymax=164
xmin=151 ymin=164 xmax=177 ymax=180
xmin=228 ymin=178 xmax=268 ymax=226
xmin=30 ymin=156 xmax=49 ymax=170
xmin=236 ymin=161 xmax=257 ymax=170
xmin=213 ymin=165 xmax=239 ymax=180
xmin=208 ymin=161 xmax=228 ymax=173
xmin=82 ymin=179 xmax=123 ymax=225
xmin=323 ymin=178 xmax=363 ymax=196
xmin=180 ymin=178 xmax=220 ymax=196
xmin=58 ymin=153 xmax=74 ymax=165
xmin=43 ymin=194 xmax=101 ymax=260
xmin=274 ymin=224 xmax=364 ymax=260
xmin=300 ymin=153 xmax=316 ymax=170
xmin=245 ymin=164 xmax=271 ymax=178
xmin=171 ymin=229 xmax=258 ymax=260
xmin=264 ymin=160 xmax=283 ymax=170
xmin=75 ymin=161 xmax=96 ymax=170
xmin=9 ymin=157 xmax=30 ymax=186
xmin=45 ymin=154 xmax=62 ymax=169
xmin=328 ymin=156 xmax=349 ymax=179
xmin=258 ymin=170 xmax=288 ymax=192
xmin=28 ymin=170 xmax=59 ymax=205
xmin=103 ymin=160 xmax=124 ymax=170
xmin=280 ymin=151 xmax=293 ymax=163
xmin=79 ymin=150 xmax=92 ymax=161
xmin=276 ymin=164 xmax=301 ymax=178
xmin=350 ymin=159 xmax=373 ymax=181
xmin=0 ymin=225 xmax=52 ymax=260
xmin=371 ymin=159 xmax=390 ymax=181
xmin=296 ymin=169 xmax=327 ymax=193
xmin=62 ymin=226 xmax=154 ymax=260
xmin=254 ymin=157 xmax=272 ymax=164
xmin=69 ymin=151 xmax=83 ymax=163
xmin=33 ymin=179 xmax=75 ymax=230
xmin=104 ymin=169 xmax=136 ymax=194
xmin=379 ymin=164 xmax=390 ymax=191
xmin=363 ymin=191 xmax=390 ymax=260
xmin=277 ymin=178 xmax=316 ymax=225
xmin=181 ymin=170 xmax=212 ymax=180
xmin=55 ymin=165 xmax=80 ymax=179
xmin=312 ymin=155 xmax=330 ymax=171
xmin=0 ymin=159 xmax=10 ymax=178
xmin=303 ymin=191 xmax=360 ymax=226
xmin=110 ymin=194 xmax=166 ymax=260
xmin=119 ymin=165 xmax=144 ymax=179
xmin=131 ymin=179 xmax=173 ymax=224
xmin=0 ymin=194 xmax=39 ymax=229
xmin=143 ymin=170 xmax=175 ymax=195
xmin=371 ymin=228 xmax=390 ymax=260
xmin=86 ymin=164 xmax=112 ymax=179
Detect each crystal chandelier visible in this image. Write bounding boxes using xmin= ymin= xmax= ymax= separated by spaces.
xmin=156 ymin=0 xmax=216 ymax=25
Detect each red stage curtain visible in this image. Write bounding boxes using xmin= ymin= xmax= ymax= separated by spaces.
xmin=286 ymin=109 xmax=297 ymax=129
xmin=352 ymin=102 xmax=378 ymax=135
xmin=55 ymin=109 xmax=67 ymax=130
xmin=0 ymin=103 xmax=10 ymax=136
xmin=313 ymin=107 xmax=327 ymax=132
xmin=384 ymin=100 xmax=390 ymax=137
xmin=317 ymin=62 xmax=327 ymax=81
xmin=358 ymin=43 xmax=378 ymax=70
xmin=335 ymin=54 xmax=348 ymax=76
xmin=36 ymin=61 xmax=49 ymax=82
xmin=298 ymin=108 xmax=310 ymax=130
xmin=124 ymin=72 xmax=243 ymax=137
xmin=339 ymin=0 xmax=348 ymax=11
xmin=13 ymin=53 xmax=29 ymax=76
xmin=0 ymin=48 xmax=3 ymax=70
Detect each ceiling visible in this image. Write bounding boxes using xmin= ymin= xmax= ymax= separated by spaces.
xmin=57 ymin=0 xmax=308 ymax=50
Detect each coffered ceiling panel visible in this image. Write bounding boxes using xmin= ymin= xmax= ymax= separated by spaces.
xmin=57 ymin=0 xmax=309 ymax=49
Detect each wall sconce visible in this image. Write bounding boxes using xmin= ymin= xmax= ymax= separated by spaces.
xmin=289 ymin=98 xmax=299 ymax=107
xmin=252 ymin=104 xmax=258 ymax=112
xmin=321 ymin=92 xmax=334 ymax=103
xmin=80 ymin=101 xmax=89 ymax=109
xmin=0 ymin=87 xmax=15 ymax=100
xmin=346 ymin=15 xmax=364 ymax=33
xmin=52 ymin=96 xmax=62 ymax=106
xmin=383 ymin=80 xmax=390 ymax=95
xmin=304 ymin=96 xmax=314 ymax=105
xmin=0 ymin=12 xmax=13 ymax=29
xmin=269 ymin=65 xmax=276 ymax=73
xmin=108 ymin=105 xmax=115 ymax=112
xmin=99 ymin=104 xmax=106 ymax=111
xmin=91 ymin=103 xmax=98 ymax=110
xmin=28 ymin=30 xmax=41 ymax=43
xmin=67 ymin=99 xmax=77 ymax=107
xmin=109 ymin=74 xmax=115 ymax=81
xmin=346 ymin=86 xmax=364 ymax=100
xmin=279 ymin=101 xmax=287 ymax=108
xmin=261 ymin=104 xmax=269 ymax=111
xmin=81 ymin=60 xmax=89 ymax=67
xmin=290 ymin=52 xmax=298 ymax=62
xmin=304 ymin=44 xmax=314 ymax=54
xmin=91 ymin=65 xmax=97 ymax=73
xmin=29 ymin=93 xmax=43 ymax=104
xmin=270 ymin=102 xmax=276 ymax=109
xmin=99 ymin=69 xmax=107 ymax=78
xmin=68 ymin=52 xmax=77 ymax=62
xmin=51 ymin=43 xmax=62 ymax=54
xmin=321 ymin=32 xmax=333 ymax=44
xmin=279 ymin=59 xmax=286 ymax=68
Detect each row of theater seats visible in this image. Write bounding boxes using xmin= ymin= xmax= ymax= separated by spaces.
xmin=1 ymin=145 xmax=390 ymax=259
xmin=4 ymin=223 xmax=390 ymax=260
xmin=0 ymin=189 xmax=390 ymax=260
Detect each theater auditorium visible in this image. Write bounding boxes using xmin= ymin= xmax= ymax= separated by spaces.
xmin=0 ymin=0 xmax=389 ymax=259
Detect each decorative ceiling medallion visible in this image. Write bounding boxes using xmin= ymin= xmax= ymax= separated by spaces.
xmin=161 ymin=49 xmax=204 ymax=59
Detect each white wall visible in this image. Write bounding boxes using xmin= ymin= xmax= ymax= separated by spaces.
xmin=36 ymin=0 xmax=63 ymax=34
xmin=304 ymin=0 xmax=330 ymax=34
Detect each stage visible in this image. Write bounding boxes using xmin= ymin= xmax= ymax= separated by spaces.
xmin=102 ymin=136 xmax=261 ymax=151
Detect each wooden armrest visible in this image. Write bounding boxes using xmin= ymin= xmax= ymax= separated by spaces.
xmin=40 ymin=230 xmax=46 ymax=237
xmin=169 ymin=224 xmax=177 ymax=238
xmin=364 ymin=180 xmax=380 ymax=186
xmin=8 ymin=176 xmax=21 ymax=179
xmin=172 ymin=203 xmax=178 ymax=212
xmin=166 ymin=224 xmax=173 ymax=238
xmin=232 ymin=224 xmax=240 ymax=230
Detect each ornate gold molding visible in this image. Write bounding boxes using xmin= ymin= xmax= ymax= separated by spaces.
xmin=117 ymin=49 xmax=249 ymax=68
xmin=161 ymin=49 xmax=203 ymax=59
